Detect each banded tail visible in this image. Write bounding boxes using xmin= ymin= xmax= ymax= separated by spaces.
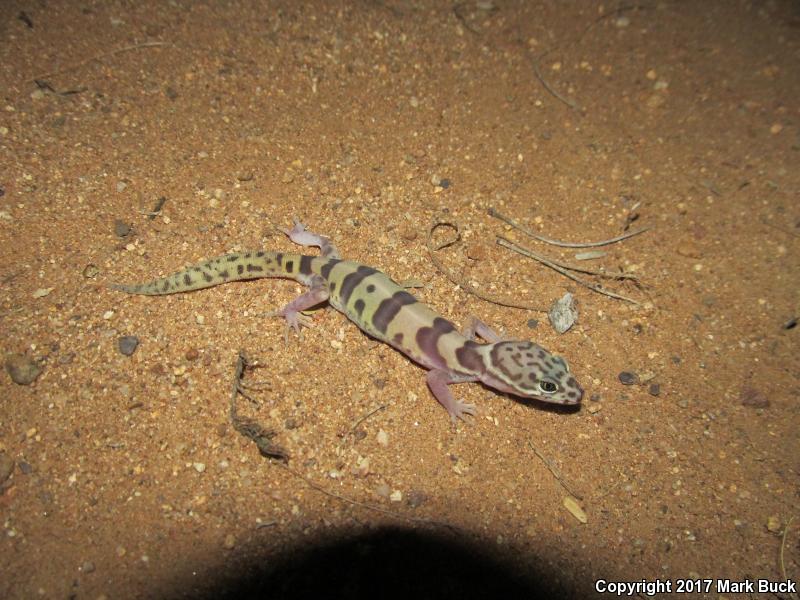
xmin=111 ymin=250 xmax=303 ymax=295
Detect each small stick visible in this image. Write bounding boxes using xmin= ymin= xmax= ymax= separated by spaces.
xmin=528 ymin=441 xmax=583 ymax=501
xmin=32 ymin=41 xmax=170 ymax=82
xmin=347 ymin=404 xmax=387 ymax=437
xmin=488 ymin=207 xmax=650 ymax=248
xmin=426 ymin=218 xmax=546 ymax=312
xmin=500 ymin=242 xmax=638 ymax=281
xmin=274 ymin=461 xmax=460 ymax=533
xmin=532 ymin=55 xmax=580 ymax=110
xmin=498 ymin=236 xmax=642 ymax=305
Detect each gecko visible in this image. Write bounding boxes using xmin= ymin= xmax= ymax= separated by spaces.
xmin=112 ymin=219 xmax=583 ymax=422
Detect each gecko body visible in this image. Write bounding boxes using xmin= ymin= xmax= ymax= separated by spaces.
xmin=112 ymin=220 xmax=583 ymax=421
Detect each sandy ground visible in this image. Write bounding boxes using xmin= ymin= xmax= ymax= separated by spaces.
xmin=1 ymin=1 xmax=798 ymax=598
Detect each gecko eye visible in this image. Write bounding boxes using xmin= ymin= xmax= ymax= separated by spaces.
xmin=538 ymin=381 xmax=558 ymax=394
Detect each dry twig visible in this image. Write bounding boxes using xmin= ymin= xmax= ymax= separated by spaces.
xmin=497 ymin=236 xmax=641 ymax=305
xmin=489 ymin=207 xmax=650 ymax=248
xmin=528 ymin=441 xmax=583 ymax=501
xmin=427 ymin=217 xmax=546 ymax=312
xmin=32 ymin=41 xmax=170 ymax=82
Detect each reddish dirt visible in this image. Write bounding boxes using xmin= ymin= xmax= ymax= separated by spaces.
xmin=1 ymin=1 xmax=798 ymax=598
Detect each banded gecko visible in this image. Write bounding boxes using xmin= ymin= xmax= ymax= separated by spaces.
xmin=112 ymin=220 xmax=583 ymax=421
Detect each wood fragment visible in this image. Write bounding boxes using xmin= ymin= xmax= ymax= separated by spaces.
xmin=489 ymin=207 xmax=650 ymax=248
xmin=426 ymin=217 xmax=546 ymax=312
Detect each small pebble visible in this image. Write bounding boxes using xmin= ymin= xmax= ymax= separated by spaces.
xmin=548 ymin=292 xmax=578 ymax=334
xmin=739 ymin=386 xmax=769 ymax=408
xmin=114 ymin=219 xmax=132 ymax=237
xmin=407 ymin=490 xmax=427 ymax=508
xmin=193 ymin=462 xmax=206 ymax=473
xmin=618 ymin=371 xmax=638 ymax=385
xmin=5 ymin=354 xmax=42 ymax=385
xmin=118 ymin=336 xmax=139 ymax=356
xmin=83 ymin=264 xmax=99 ymax=279
xmin=185 ymin=348 xmax=200 ymax=361
xmin=376 ymin=429 xmax=389 ymax=447
xmin=526 ymin=319 xmax=538 ymax=329
xmin=223 ymin=534 xmax=236 ymax=549
xmin=648 ymin=383 xmax=661 ymax=397
xmin=81 ymin=561 xmax=96 ymax=574
xmin=375 ymin=483 xmax=391 ymax=498
xmin=18 ymin=461 xmax=32 ymax=474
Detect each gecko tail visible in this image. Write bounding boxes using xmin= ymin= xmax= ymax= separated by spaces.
xmin=110 ymin=251 xmax=297 ymax=296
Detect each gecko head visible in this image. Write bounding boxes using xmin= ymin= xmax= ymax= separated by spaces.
xmin=482 ymin=341 xmax=583 ymax=405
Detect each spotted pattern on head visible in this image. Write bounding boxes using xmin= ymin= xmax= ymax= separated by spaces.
xmin=487 ymin=341 xmax=582 ymax=405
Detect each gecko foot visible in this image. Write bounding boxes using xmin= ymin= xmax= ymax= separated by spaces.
xmin=264 ymin=308 xmax=315 ymax=342
xmin=279 ymin=218 xmax=321 ymax=247
xmin=448 ymin=400 xmax=477 ymax=425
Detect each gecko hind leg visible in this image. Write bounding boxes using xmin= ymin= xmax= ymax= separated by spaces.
xmin=264 ymin=274 xmax=330 ymax=342
xmin=462 ymin=317 xmax=508 ymax=343
xmin=279 ymin=218 xmax=340 ymax=259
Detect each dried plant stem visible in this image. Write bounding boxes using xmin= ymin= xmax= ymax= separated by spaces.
xmin=426 ymin=218 xmax=546 ymax=313
xmin=497 ymin=236 xmax=641 ymax=306
xmin=489 ymin=207 xmax=650 ymax=248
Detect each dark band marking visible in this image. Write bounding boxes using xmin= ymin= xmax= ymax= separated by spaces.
xmin=392 ymin=332 xmax=404 ymax=346
xmin=244 ymin=253 xmax=251 ymax=259
xmin=256 ymin=251 xmax=265 ymax=257
xmin=353 ymin=298 xmax=365 ymax=317
xmin=285 ymin=260 xmax=294 ymax=273
xmin=237 ymin=264 xmax=244 ymax=275
xmin=373 ymin=290 xmax=418 ymax=335
xmin=329 ymin=281 xmax=336 ymax=294
xmin=193 ymin=267 xmax=202 ymax=272
xmin=299 ymin=255 xmax=313 ymax=276
xmin=320 ymin=258 xmax=341 ymax=280
xmin=203 ymin=272 xmax=213 ymax=282
xmin=219 ymin=270 xmax=229 ymax=280
xmin=366 ymin=284 xmax=376 ymax=293
xmin=227 ymin=255 xmax=238 ymax=262
xmin=183 ymin=274 xmax=193 ymax=287
xmin=416 ymin=317 xmax=456 ymax=368
xmin=455 ymin=341 xmax=486 ymax=374
xmin=246 ymin=264 xmax=263 ymax=273
xmin=162 ymin=280 xmax=170 ymax=292
xmin=339 ymin=265 xmax=377 ymax=306
xmin=276 ymin=253 xmax=283 ymax=266
xmin=490 ymin=343 xmax=523 ymax=382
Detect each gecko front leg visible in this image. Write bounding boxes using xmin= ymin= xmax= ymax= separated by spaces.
xmin=279 ymin=218 xmax=340 ymax=259
xmin=426 ymin=369 xmax=479 ymax=424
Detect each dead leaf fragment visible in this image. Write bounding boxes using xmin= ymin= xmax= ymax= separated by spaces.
xmin=563 ymin=496 xmax=587 ymax=524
